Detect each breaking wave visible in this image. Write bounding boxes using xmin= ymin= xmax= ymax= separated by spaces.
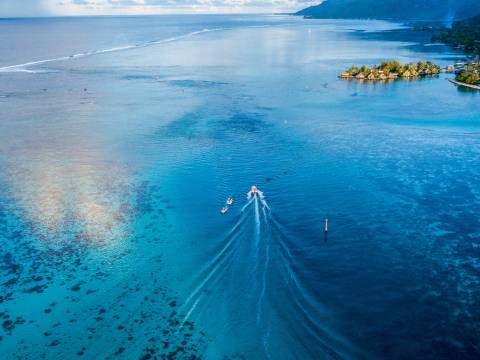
xmin=0 ymin=25 xmax=273 ymax=73
xmin=0 ymin=28 xmax=221 ymax=73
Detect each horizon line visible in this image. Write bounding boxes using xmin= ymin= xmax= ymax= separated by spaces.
xmin=0 ymin=12 xmax=296 ymax=20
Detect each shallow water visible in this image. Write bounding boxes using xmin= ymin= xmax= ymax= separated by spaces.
xmin=0 ymin=15 xmax=479 ymax=360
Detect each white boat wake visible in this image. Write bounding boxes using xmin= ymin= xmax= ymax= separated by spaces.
xmin=174 ymin=187 xmax=353 ymax=359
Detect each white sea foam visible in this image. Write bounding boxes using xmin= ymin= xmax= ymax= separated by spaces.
xmin=0 ymin=27 xmax=223 ymax=73
xmin=255 ymin=195 xmax=261 ymax=235
xmin=257 ymin=205 xmax=271 ymax=325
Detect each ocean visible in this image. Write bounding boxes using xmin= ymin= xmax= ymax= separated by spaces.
xmin=0 ymin=14 xmax=479 ymax=359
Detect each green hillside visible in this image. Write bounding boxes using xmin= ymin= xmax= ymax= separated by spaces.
xmin=296 ymin=0 xmax=480 ymax=21
xmin=433 ymin=15 xmax=480 ymax=53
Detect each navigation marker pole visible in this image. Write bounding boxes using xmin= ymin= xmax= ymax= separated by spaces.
xmin=324 ymin=218 xmax=328 ymax=241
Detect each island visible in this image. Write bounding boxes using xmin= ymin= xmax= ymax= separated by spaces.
xmin=432 ymin=15 xmax=480 ymax=54
xmin=296 ymin=0 xmax=480 ymax=21
xmin=449 ymin=63 xmax=480 ymax=89
xmin=339 ymin=60 xmax=441 ymax=81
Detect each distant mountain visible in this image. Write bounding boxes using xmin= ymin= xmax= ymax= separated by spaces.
xmin=433 ymin=14 xmax=480 ymax=53
xmin=296 ymin=0 xmax=480 ymax=21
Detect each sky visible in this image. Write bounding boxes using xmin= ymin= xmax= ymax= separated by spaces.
xmin=0 ymin=0 xmax=320 ymax=17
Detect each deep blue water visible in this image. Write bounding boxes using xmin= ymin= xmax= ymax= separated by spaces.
xmin=0 ymin=15 xmax=479 ymax=360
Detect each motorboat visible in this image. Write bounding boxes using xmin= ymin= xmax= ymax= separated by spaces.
xmin=247 ymin=185 xmax=263 ymax=199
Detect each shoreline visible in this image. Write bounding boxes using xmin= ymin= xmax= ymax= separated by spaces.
xmin=448 ymin=78 xmax=480 ymax=90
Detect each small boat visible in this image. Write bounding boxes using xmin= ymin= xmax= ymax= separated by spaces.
xmin=226 ymin=198 xmax=233 ymax=206
xmin=221 ymin=207 xmax=229 ymax=215
xmin=247 ymin=185 xmax=265 ymax=200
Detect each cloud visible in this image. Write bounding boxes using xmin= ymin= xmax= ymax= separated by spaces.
xmin=0 ymin=0 xmax=318 ymax=17
xmin=0 ymin=0 xmax=51 ymax=17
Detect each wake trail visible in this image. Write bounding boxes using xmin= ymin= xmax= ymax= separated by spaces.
xmin=257 ymin=205 xmax=270 ymax=325
xmin=266 ymin=214 xmax=351 ymax=360
xmin=268 ymin=215 xmax=318 ymax=309
xmin=182 ymin=219 xmax=244 ymax=309
xmin=179 ymin=237 xmax=240 ymax=329
xmin=241 ymin=197 xmax=255 ymax=212
xmin=180 ymin=191 xmax=347 ymax=358
xmin=178 ymin=189 xmax=351 ymax=359
xmin=252 ymin=196 xmax=261 ymax=284
xmin=180 ymin=251 xmax=236 ymax=330
xmin=252 ymin=194 xmax=273 ymax=359
xmin=254 ymin=195 xmax=327 ymax=360
xmin=180 ymin=192 xmax=268 ymax=326
xmin=255 ymin=196 xmax=261 ymax=235
xmin=179 ymin=210 xmax=251 ymax=327
xmin=257 ymin=205 xmax=273 ymax=360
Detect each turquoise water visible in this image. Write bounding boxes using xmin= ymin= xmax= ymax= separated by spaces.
xmin=0 ymin=15 xmax=479 ymax=359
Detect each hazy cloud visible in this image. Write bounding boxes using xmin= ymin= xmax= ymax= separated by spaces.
xmin=0 ymin=0 xmax=318 ymax=17
xmin=0 ymin=0 xmax=51 ymax=17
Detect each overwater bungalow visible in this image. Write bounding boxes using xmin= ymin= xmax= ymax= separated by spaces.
xmin=340 ymin=60 xmax=440 ymax=83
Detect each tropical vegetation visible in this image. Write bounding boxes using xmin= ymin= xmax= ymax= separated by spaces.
xmin=296 ymin=0 xmax=480 ymax=21
xmin=432 ymin=15 xmax=480 ymax=54
xmin=340 ymin=60 xmax=441 ymax=81
xmin=455 ymin=64 xmax=480 ymax=85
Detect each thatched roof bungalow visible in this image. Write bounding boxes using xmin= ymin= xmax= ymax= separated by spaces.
xmin=339 ymin=60 xmax=441 ymax=83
